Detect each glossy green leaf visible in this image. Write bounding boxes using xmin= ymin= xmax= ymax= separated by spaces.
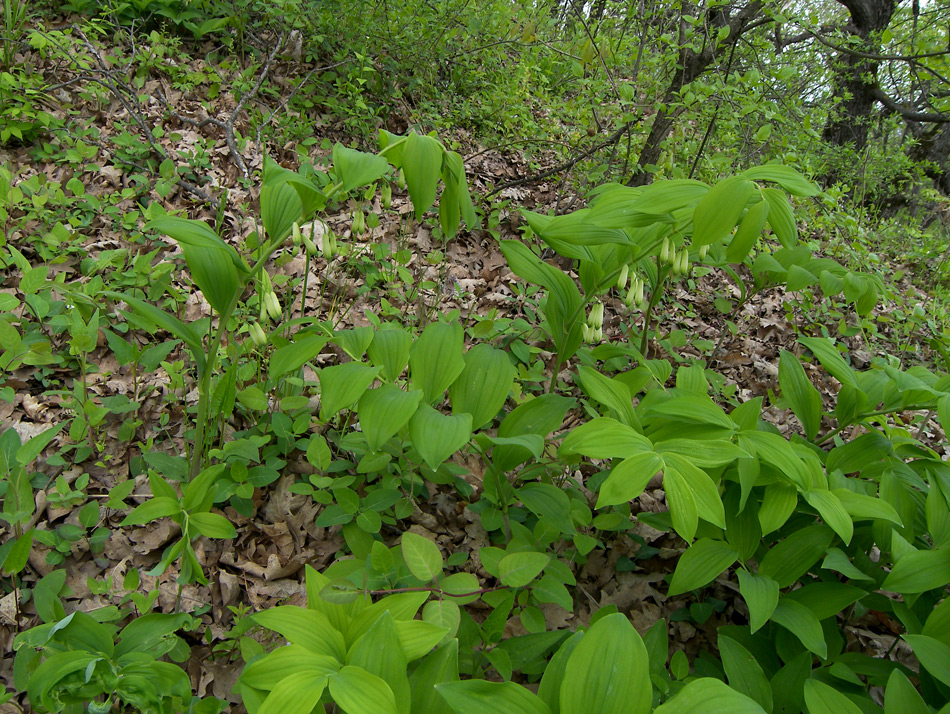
xmin=329 ymin=665 xmax=400 ymax=714
xmin=410 ymin=321 xmax=465 ymax=404
xmin=358 ymin=384 xmax=423 ymax=452
xmin=804 ymin=490 xmax=853 ymax=545
xmin=437 ymin=680 xmax=552 ymax=714
xmin=884 ymin=669 xmax=930 ymax=714
xmin=120 ymin=496 xmax=182 ymax=526
xmin=882 ymin=548 xmax=950 ymax=594
xmin=783 ymin=582 xmax=866 ymax=621
xmin=253 ymin=606 xmax=346 ymax=661
xmin=498 ymin=552 xmax=550 ymax=587
xmin=409 ymin=641 xmax=460 ymax=714
xmin=778 ymin=350 xmax=822 ymax=440
xmin=560 ymin=613 xmax=651 ymax=714
xmin=802 ymin=680 xmax=862 ymax=714
xmin=409 ymin=404 xmax=473 ymax=470
xmin=401 ymin=531 xmax=443 ymax=583
xmin=904 ymin=634 xmax=950 ymax=686
xmin=403 ymin=132 xmax=443 ymax=218
xmin=448 ymin=344 xmax=515 ymax=429
xmin=654 ymin=677 xmax=767 ymax=714
xmin=367 ymin=328 xmax=412 ymax=382
xmin=726 ymin=199 xmax=769 ymax=263
xmin=832 ymin=489 xmax=902 ymax=525
xmin=332 ymin=143 xmax=390 ymax=192
xmin=559 ymin=417 xmax=652 ymax=459
xmin=596 ymin=451 xmax=663 ymax=508
xmin=770 ymin=599 xmax=826 ymax=658
xmin=719 ymin=635 xmax=772 ymax=713
xmin=758 ymin=525 xmax=833 ymax=588
xmin=269 ymin=335 xmax=329 ymax=380
xmin=318 ymin=362 xmax=381 ymax=421
xmin=692 ymin=176 xmax=755 ymax=246
xmin=258 ymin=671 xmax=327 ymax=714
xmin=737 ymin=571 xmax=779 ymax=633
xmin=668 ymin=538 xmax=738 ymax=596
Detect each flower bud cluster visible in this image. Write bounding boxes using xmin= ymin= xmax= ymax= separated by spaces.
xmin=248 ymin=322 xmax=267 ymax=347
xmin=623 ymin=273 xmax=646 ymax=310
xmin=258 ymin=272 xmax=282 ymax=322
xmin=583 ymin=301 xmax=604 ymax=344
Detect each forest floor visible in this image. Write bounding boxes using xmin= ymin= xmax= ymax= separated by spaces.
xmin=1 ymin=21 xmax=946 ymax=712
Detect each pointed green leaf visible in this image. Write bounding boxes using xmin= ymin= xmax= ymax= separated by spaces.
xmin=778 ymin=350 xmax=822 ymax=440
xmin=761 ymin=187 xmax=797 ymax=249
xmin=560 ymin=613 xmax=651 ymax=714
xmin=498 ymin=552 xmax=550 ymax=588
xmin=409 ymin=404 xmax=473 ymax=470
xmin=559 ymin=417 xmax=652 ymax=460
xmin=357 ymin=384 xmax=423 ymax=452
xmin=575 ymin=365 xmax=639 ymax=430
xmin=269 ymin=335 xmax=329 ymax=380
xmin=348 ymin=613 xmax=411 ymax=714
xmin=329 ymin=665 xmax=399 ymax=714
xmin=737 ymin=571 xmax=779 ymax=633
xmin=804 ymin=490 xmax=853 ymax=544
xmin=367 ymin=328 xmax=412 ymax=382
xmin=884 ymin=669 xmax=930 ymax=714
xmin=726 ymin=199 xmax=769 ymax=263
xmin=401 ymin=531 xmax=443 ymax=583
xmin=318 ymin=362 xmax=381 ymax=421
xmin=493 ymin=394 xmax=574 ymax=472
xmin=332 ymin=143 xmax=390 ymax=192
xmin=595 ymin=451 xmax=663 ymax=508
xmin=120 ymin=496 xmax=182 ymax=526
xmin=409 ymin=641 xmax=460 ymax=714
xmin=799 ymin=337 xmax=857 ymax=389
xmin=719 ymin=635 xmax=772 ymax=713
xmin=802 ymin=680 xmax=862 ymax=714
xmin=253 ymin=606 xmax=346 ymax=661
xmin=654 ymin=677 xmax=767 ymax=714
xmin=662 ymin=453 xmax=726 ymax=530
xmin=437 ymin=680 xmax=552 ymax=714
xmin=882 ymin=548 xmax=950 ymax=594
xmin=403 ymin=132 xmax=443 ymax=218
xmin=740 ymin=165 xmax=819 ymax=197
xmin=448 ymin=344 xmax=515 ymax=429
xmin=771 ymin=598 xmax=826 ymax=658
xmin=759 ymin=525 xmax=833 ymax=588
xmin=107 ymin=292 xmax=205 ymax=366
xmin=410 ymin=322 xmax=465 ymax=404
xmin=692 ymin=176 xmax=755 ymax=247
xmin=258 ymin=671 xmax=328 ymax=714
xmin=668 ymin=538 xmax=738 ymax=596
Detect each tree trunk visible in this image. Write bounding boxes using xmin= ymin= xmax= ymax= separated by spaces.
xmin=821 ymin=0 xmax=897 ymax=149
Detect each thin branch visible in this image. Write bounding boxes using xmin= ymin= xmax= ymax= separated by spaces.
xmin=872 ymin=86 xmax=950 ymax=122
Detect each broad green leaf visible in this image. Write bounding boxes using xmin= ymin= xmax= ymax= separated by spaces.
xmin=107 ymin=292 xmax=205 ymax=365
xmin=922 ymin=596 xmax=950 ymax=646
xmin=692 ymin=176 xmax=755 ymax=246
xmin=498 ymin=552 xmax=550 ymax=587
xmin=448 ymin=344 xmax=515 ymax=429
xmin=239 ymin=645 xmax=339 ymax=689
xmin=120 ymin=496 xmax=182 ymax=526
xmin=832 ymin=489 xmax=902 ymax=525
xmin=260 ymin=156 xmax=324 ymax=240
xmin=821 ymin=548 xmax=874 ymax=581
xmin=394 ymin=619 xmax=450 ymax=661
xmin=332 ymin=143 xmax=390 ymax=192
xmin=645 ymin=394 xmax=735 ymax=430
xmin=762 ymin=189 xmax=797 ymax=248
xmin=662 ymin=453 xmax=726 ymax=530
xmin=423 ymin=599 xmax=461 ymax=644
xmin=357 ymin=384 xmax=423 ymax=452
xmin=401 ymin=531 xmax=443 ymax=583
xmin=664 ymin=463 xmax=699 ymax=542
xmin=884 ymin=669 xmax=930 ymax=714
xmin=668 ymin=538 xmax=738 ymax=596
xmin=27 ymin=651 xmax=103 ymax=711
xmin=575 ymin=365 xmax=640 ymax=430
xmin=147 ymin=216 xmax=243 ymax=315
xmin=783 ymin=582 xmax=866 ymax=622
xmin=410 ymin=641 xmax=460 ymax=714
xmin=771 ymin=599 xmax=826 ymax=658
xmin=559 ymin=417 xmax=652 ymax=459
xmin=804 ymin=490 xmax=853 ymax=544
xmin=409 ymin=404 xmax=473 ymax=470
xmin=778 ymin=350 xmax=822 ymax=440
xmin=188 ymin=511 xmax=236 ymax=539
xmin=882 ymin=548 xmax=950 ymax=594
xmin=519 ymin=483 xmax=574 ymax=534
xmin=348 ymin=613 xmax=411 ymax=714
xmin=318 ymin=362 xmax=381 ymax=421
xmin=740 ymin=165 xmax=819 ymax=197
xmin=628 ymin=178 xmax=709 ymax=215
xmin=403 ymin=132 xmax=443 ymax=218
xmin=367 ymin=328 xmax=412 ymax=382
xmin=758 ymin=482 xmax=798 ymax=535
xmin=269 ymin=335 xmax=329 ymax=380
xmin=253 ymin=606 xmax=346 ymax=661
xmin=444 ymin=150 xmax=479 ymax=231
xmin=726 ymin=199 xmax=769 ymax=263
xmin=719 ymin=635 xmax=772 ymax=713
xmin=531 ymin=574 xmax=574 ymax=612
xmin=904 ymin=634 xmax=950 ymax=686
xmin=560 ymin=613 xmax=651 ymax=714
xmin=2 ymin=529 xmax=33 ymax=575
xmin=437 ymin=680 xmax=553 ymax=714
xmin=596 ymin=451 xmax=663 ymax=508
xmin=410 ymin=322 xmax=465 ymax=404
xmin=654 ymin=677 xmax=767 ymax=714
xmin=799 ymin=337 xmax=857 ymax=389
xmin=737 ymin=571 xmax=779 ymax=633
xmin=654 ymin=439 xmax=747 ymax=468
xmin=258 ymin=671 xmax=327 ymax=714
xmin=738 ymin=431 xmax=809 ymax=489
xmin=758 ymin=525 xmax=833 ymax=588
xmin=802 ymin=680 xmax=863 ymax=714
xmin=329 ymin=665 xmax=399 ymax=714
xmin=493 ymin=393 xmax=574 ymax=472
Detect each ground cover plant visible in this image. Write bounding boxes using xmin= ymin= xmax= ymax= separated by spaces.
xmin=2 ymin=0 xmax=950 ymax=713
